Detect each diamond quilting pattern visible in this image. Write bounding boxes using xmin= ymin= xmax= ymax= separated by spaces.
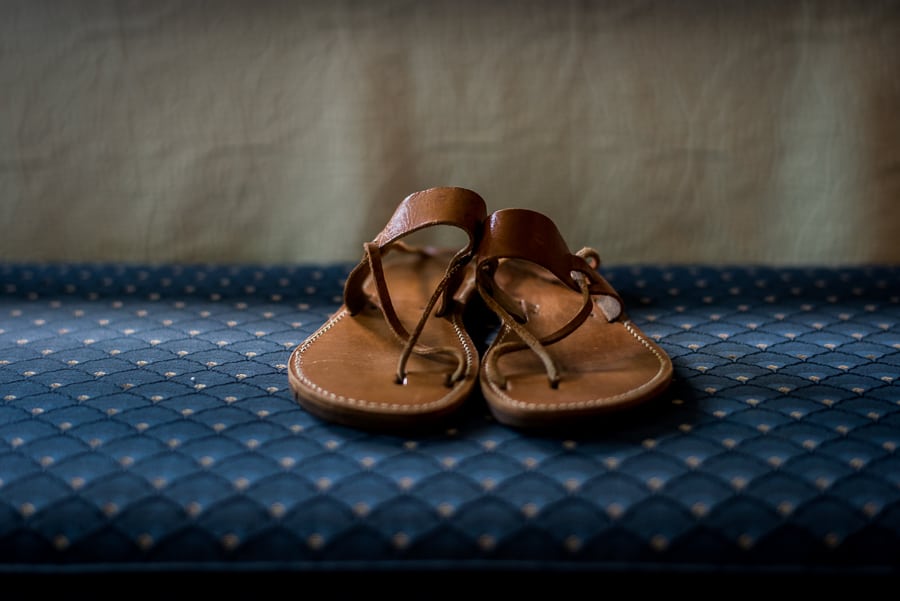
xmin=0 ymin=263 xmax=898 ymax=571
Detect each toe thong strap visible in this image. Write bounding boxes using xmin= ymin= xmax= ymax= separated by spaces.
xmin=342 ymin=187 xmax=488 ymax=383
xmin=476 ymin=208 xmax=623 ymax=388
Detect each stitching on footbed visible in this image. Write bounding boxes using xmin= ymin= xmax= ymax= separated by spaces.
xmin=487 ymin=319 xmax=668 ymax=412
xmin=292 ymin=309 xmax=474 ymax=413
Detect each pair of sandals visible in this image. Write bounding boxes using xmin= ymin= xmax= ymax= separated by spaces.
xmin=288 ymin=187 xmax=673 ymax=431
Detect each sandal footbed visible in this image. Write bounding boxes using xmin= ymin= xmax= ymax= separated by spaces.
xmin=480 ymin=258 xmax=673 ymax=428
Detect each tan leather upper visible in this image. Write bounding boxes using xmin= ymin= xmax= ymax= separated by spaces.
xmin=474 ymin=207 xmax=673 ymax=428
xmin=288 ymin=187 xmax=487 ymax=430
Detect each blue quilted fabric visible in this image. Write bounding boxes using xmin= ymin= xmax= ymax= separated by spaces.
xmin=0 ymin=262 xmax=898 ymax=575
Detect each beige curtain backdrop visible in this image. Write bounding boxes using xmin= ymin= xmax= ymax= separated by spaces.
xmin=1 ymin=0 xmax=899 ymax=266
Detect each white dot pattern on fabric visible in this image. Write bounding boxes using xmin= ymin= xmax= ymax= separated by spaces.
xmin=0 ymin=263 xmax=897 ymax=569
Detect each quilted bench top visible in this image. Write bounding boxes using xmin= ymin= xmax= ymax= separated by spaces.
xmin=0 ymin=263 xmax=898 ymax=575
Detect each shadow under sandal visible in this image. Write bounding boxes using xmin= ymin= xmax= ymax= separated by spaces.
xmin=288 ymin=187 xmax=488 ymax=431
xmin=475 ymin=208 xmax=674 ymax=429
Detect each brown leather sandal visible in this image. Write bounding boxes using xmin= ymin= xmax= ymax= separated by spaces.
xmin=288 ymin=187 xmax=488 ymax=430
xmin=475 ymin=208 xmax=673 ymax=429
